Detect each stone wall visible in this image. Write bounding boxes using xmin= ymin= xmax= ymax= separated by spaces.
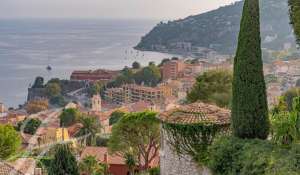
xmin=160 ymin=128 xmax=212 ymax=175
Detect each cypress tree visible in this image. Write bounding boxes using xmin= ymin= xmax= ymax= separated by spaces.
xmin=289 ymin=0 xmax=300 ymax=44
xmin=49 ymin=144 xmax=79 ymax=175
xmin=232 ymin=0 xmax=269 ymax=139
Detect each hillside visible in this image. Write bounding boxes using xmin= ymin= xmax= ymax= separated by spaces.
xmin=135 ymin=0 xmax=297 ymax=56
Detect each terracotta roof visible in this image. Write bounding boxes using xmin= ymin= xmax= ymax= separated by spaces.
xmin=160 ymin=102 xmax=231 ymax=125
xmin=0 ymin=161 xmax=24 ymax=175
xmin=12 ymin=158 xmax=36 ymax=175
xmin=81 ymin=147 xmax=125 ymax=165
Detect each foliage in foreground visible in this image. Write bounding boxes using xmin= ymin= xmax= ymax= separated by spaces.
xmin=270 ymin=97 xmax=300 ymax=146
xmin=289 ymin=0 xmax=300 ymax=44
xmin=79 ymin=155 xmax=108 ymax=175
xmin=48 ymin=144 xmax=79 ymax=175
xmin=231 ymin=0 xmax=269 ymax=139
xmin=187 ymin=69 xmax=232 ymax=108
xmin=0 ymin=124 xmax=21 ymax=160
xmin=208 ymin=136 xmax=300 ymax=175
xmin=109 ymin=111 xmax=160 ymax=170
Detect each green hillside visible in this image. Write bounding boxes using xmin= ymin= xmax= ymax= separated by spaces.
xmin=135 ymin=0 xmax=297 ymax=55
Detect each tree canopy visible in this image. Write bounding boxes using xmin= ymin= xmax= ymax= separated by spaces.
xmin=289 ymin=0 xmax=300 ymax=44
xmin=17 ymin=118 xmax=42 ymax=135
xmin=109 ymin=110 xmax=125 ymax=126
xmin=75 ymin=115 xmax=100 ymax=146
xmin=49 ymin=144 xmax=79 ymax=175
xmin=59 ymin=108 xmax=80 ymax=127
xmin=187 ymin=70 xmax=232 ymax=108
xmin=0 ymin=124 xmax=21 ymax=160
xmin=109 ymin=111 xmax=160 ymax=170
xmin=132 ymin=61 xmax=141 ymax=69
xmin=231 ymin=0 xmax=269 ymax=139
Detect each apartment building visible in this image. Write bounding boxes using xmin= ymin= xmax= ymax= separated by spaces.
xmin=104 ymin=84 xmax=167 ymax=104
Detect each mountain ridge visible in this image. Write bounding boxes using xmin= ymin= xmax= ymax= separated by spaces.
xmin=135 ymin=0 xmax=297 ymax=58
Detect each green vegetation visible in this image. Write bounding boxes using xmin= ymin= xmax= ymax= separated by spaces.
xmin=231 ymin=0 xmax=269 ymax=139
xmin=45 ymin=81 xmax=67 ymax=107
xmin=270 ymin=97 xmax=300 ymax=145
xmin=187 ymin=70 xmax=232 ymax=108
xmin=88 ymin=82 xmax=103 ymax=97
xmin=25 ymin=100 xmax=49 ymax=114
xmin=0 ymin=124 xmax=21 ymax=160
xmin=17 ymin=118 xmax=42 ymax=135
xmin=107 ymin=63 xmax=162 ymax=88
xmin=109 ymin=111 xmax=160 ymax=170
xmin=208 ymin=136 xmax=300 ymax=175
xmin=282 ymin=88 xmax=300 ymax=111
xmin=59 ymin=108 xmax=80 ymax=127
xmin=132 ymin=61 xmax=141 ymax=69
xmin=136 ymin=0 xmax=295 ymax=56
xmin=125 ymin=153 xmax=136 ymax=175
xmin=75 ymin=115 xmax=100 ymax=146
xmin=163 ymin=122 xmax=229 ymax=164
xmin=79 ymin=155 xmax=107 ymax=175
xmin=289 ymin=0 xmax=300 ymax=44
xmin=49 ymin=144 xmax=79 ymax=175
xmin=109 ymin=110 xmax=125 ymax=126
xmin=95 ymin=136 xmax=109 ymax=147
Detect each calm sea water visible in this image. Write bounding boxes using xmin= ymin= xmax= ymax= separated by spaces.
xmin=0 ymin=19 xmax=177 ymax=107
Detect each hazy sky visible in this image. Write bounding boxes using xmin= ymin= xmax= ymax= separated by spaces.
xmin=0 ymin=0 xmax=239 ymax=20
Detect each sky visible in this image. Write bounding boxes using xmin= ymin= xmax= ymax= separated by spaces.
xmin=0 ymin=0 xmax=239 ymax=20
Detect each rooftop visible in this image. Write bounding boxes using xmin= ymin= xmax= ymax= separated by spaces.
xmin=0 ymin=161 xmax=24 ymax=175
xmin=160 ymin=102 xmax=231 ymax=125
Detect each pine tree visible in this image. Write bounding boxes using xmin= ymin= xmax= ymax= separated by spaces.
xmin=49 ymin=144 xmax=79 ymax=175
xmin=232 ymin=0 xmax=269 ymax=139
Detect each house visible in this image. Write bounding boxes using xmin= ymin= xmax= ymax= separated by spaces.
xmin=81 ymin=147 xmax=159 ymax=175
xmin=159 ymin=102 xmax=231 ymax=175
xmin=80 ymin=147 xmax=130 ymax=175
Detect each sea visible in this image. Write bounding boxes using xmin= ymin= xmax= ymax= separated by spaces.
xmin=0 ymin=19 xmax=177 ymax=107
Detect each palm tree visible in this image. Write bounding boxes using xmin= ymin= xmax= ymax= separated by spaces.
xmin=76 ymin=115 xmax=100 ymax=146
xmin=125 ymin=153 xmax=136 ymax=175
xmin=79 ymin=156 xmax=106 ymax=175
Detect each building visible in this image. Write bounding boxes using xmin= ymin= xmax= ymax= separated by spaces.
xmin=70 ymin=69 xmax=120 ymax=82
xmin=159 ymin=103 xmax=231 ymax=175
xmin=81 ymin=147 xmax=159 ymax=175
xmin=104 ymin=84 xmax=166 ymax=105
xmin=161 ymin=60 xmax=186 ymax=81
xmin=91 ymin=94 xmax=102 ymax=112
xmin=0 ymin=103 xmax=5 ymax=113
xmin=80 ymin=147 xmax=130 ymax=175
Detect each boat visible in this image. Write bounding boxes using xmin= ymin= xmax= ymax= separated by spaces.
xmin=46 ymin=65 xmax=52 ymax=71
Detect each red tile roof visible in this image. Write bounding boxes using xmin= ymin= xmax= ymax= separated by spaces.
xmin=0 ymin=161 xmax=24 ymax=175
xmin=160 ymin=102 xmax=231 ymax=125
xmin=81 ymin=147 xmax=125 ymax=165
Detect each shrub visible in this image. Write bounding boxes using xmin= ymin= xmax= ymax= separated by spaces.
xmin=17 ymin=118 xmax=42 ymax=135
xmin=148 ymin=167 xmax=160 ymax=175
xmin=208 ymin=136 xmax=300 ymax=175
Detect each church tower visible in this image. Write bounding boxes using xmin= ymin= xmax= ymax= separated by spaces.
xmin=91 ymin=94 xmax=101 ymax=112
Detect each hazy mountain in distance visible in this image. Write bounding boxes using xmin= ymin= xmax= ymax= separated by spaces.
xmin=135 ymin=0 xmax=297 ymax=57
